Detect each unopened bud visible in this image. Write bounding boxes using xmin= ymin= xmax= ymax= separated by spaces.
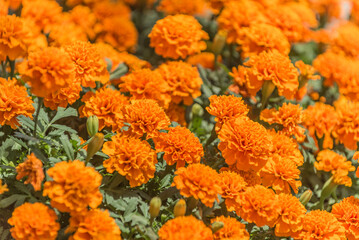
xmin=192 ymin=103 xmax=204 ymax=116
xmin=174 ymin=199 xmax=186 ymax=217
xmin=211 ymin=221 xmax=224 ymax=233
xmin=299 ymin=190 xmax=313 ymax=206
xmin=86 ymin=133 xmax=104 ymax=163
xmin=212 ymin=30 xmax=227 ymax=56
xmin=86 ymin=115 xmax=99 ymax=137
xmin=149 ymin=197 xmax=162 ymax=219
xmin=319 ymin=177 xmax=337 ymax=207
xmin=261 ymin=81 xmax=276 ymax=109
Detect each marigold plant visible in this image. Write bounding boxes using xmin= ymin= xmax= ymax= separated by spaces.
xmin=16 ymin=153 xmax=44 ymax=191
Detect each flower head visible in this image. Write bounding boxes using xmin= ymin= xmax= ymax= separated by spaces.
xmin=16 ymin=153 xmax=44 ymax=191
xmin=69 ymin=5 xmax=98 ymax=40
xmin=212 ymin=216 xmax=249 ymax=240
xmin=173 ymin=163 xmax=222 ymax=207
xmin=157 ymin=0 xmax=205 ymax=15
xmin=157 ymin=61 xmax=203 ymax=105
xmin=0 ymin=179 xmax=8 ymax=194
xmin=165 ymin=103 xmax=187 ymax=127
xmin=43 ymin=80 xmax=82 ymax=110
xmin=155 ymin=126 xmax=203 ymax=168
xmin=64 ymin=41 xmax=109 ymax=88
xmin=149 ymin=14 xmax=209 ymax=59
xmin=48 ymin=22 xmax=87 ymax=47
xmin=158 ymin=216 xmax=213 ymax=240
xmin=43 ymin=160 xmax=103 ymax=213
xmin=8 ymin=203 xmax=60 ymax=240
xmin=0 ymin=78 xmax=34 ymax=129
xmin=102 ymin=134 xmax=157 ymax=187
xmin=331 ymin=22 xmax=359 ymax=58
xmin=218 ymin=117 xmax=273 ymax=171
xmin=187 ymin=52 xmax=218 ymax=70
xmin=219 ymin=171 xmax=247 ymax=211
xmin=18 ymin=47 xmax=75 ymax=98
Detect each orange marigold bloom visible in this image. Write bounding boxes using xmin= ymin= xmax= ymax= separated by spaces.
xmin=187 ymin=52 xmax=218 ymax=70
xmin=230 ymin=50 xmax=299 ymax=99
xmin=120 ymin=99 xmax=170 ymax=139
xmin=102 ymin=134 xmax=157 ymax=187
xmin=8 ymin=202 xmax=60 ymax=240
xmin=21 ymin=0 xmax=62 ymax=33
xmin=43 ymin=80 xmax=82 ymax=110
xmin=217 ymin=0 xmax=268 ymax=44
xmin=155 ymin=126 xmax=203 ymax=168
xmin=236 ymin=185 xmax=279 ymax=227
xmin=16 ymin=153 xmax=44 ymax=191
xmin=157 ymin=0 xmax=205 ymax=15
xmin=158 ymin=216 xmax=213 ymax=240
xmin=0 ymin=15 xmax=32 ymax=60
xmin=43 ymin=160 xmax=103 ymax=213
xmin=352 ymin=0 xmax=359 ymax=25
xmin=65 ymin=0 xmax=102 ymax=7
xmin=0 ymin=179 xmax=8 ymax=194
xmin=0 ymin=0 xmax=7 ymax=16
xmin=122 ymin=0 xmax=156 ymax=8
xmin=119 ymin=69 xmax=171 ymax=109
xmin=97 ymin=17 xmax=138 ymax=52
xmin=219 ymin=171 xmax=247 ymax=211
xmin=296 ymin=60 xmax=321 ymax=82
xmin=157 ymin=61 xmax=203 ymax=105
xmin=241 ymin=23 xmax=290 ymax=58
xmin=303 ymin=102 xmax=339 ymax=149
xmin=18 ymin=47 xmax=75 ymax=98
xmin=165 ymin=103 xmax=187 ymax=127
xmin=92 ymin=1 xmax=131 ymax=21
xmin=0 ymin=78 xmax=34 ymax=129
xmin=220 ymin=167 xmax=262 ymax=187
xmin=293 ymin=210 xmax=346 ymax=240
xmin=149 ymin=14 xmax=209 ymax=59
xmin=69 ymin=5 xmax=99 ymax=40
xmin=48 ymin=21 xmax=88 ymax=48
xmin=64 ymin=41 xmax=109 ymax=88
xmin=261 ymin=103 xmax=306 ymax=142
xmin=68 ymin=209 xmax=122 ymax=240
xmin=274 ymin=193 xmax=306 ymax=237
xmin=79 ymin=88 xmax=129 ymax=131
xmin=173 ymin=163 xmax=222 ymax=207
xmin=315 ymin=150 xmax=355 ymax=187
xmin=331 ymin=22 xmax=359 ymax=58
xmin=269 ymin=130 xmax=304 ymax=166
xmin=333 ymin=97 xmax=359 ymax=150
xmin=332 ymin=196 xmax=359 ymax=240
xmin=212 ymin=216 xmax=249 ymax=240
xmin=206 ymin=95 xmax=249 ymax=132
xmin=285 ymin=2 xmax=318 ymax=28
xmin=218 ymin=117 xmax=272 ymax=171
xmin=260 ymin=155 xmax=302 ymax=194
xmin=6 ymin=0 xmax=21 ymax=10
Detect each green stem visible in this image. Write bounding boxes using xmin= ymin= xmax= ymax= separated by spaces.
xmin=7 ymin=57 xmax=15 ymax=79
xmin=33 ymin=98 xmax=43 ymax=137
xmin=205 ymin=125 xmax=217 ymax=147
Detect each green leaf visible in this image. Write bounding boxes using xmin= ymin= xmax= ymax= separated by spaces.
xmin=110 ymin=63 xmax=128 ymax=80
xmin=9 ymin=136 xmax=28 ymax=149
xmin=49 ymin=107 xmax=78 ymax=125
xmin=0 ymin=194 xmax=24 ymax=208
xmin=17 ymin=115 xmax=34 ymax=130
xmin=59 ymin=135 xmax=74 ymax=160
xmin=50 ymin=124 xmax=77 ymax=134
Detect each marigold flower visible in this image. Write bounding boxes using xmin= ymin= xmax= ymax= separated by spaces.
xmin=331 ymin=22 xmax=359 ymax=58
xmin=333 ymin=97 xmax=359 ymax=150
xmin=119 ymin=69 xmax=171 ymax=109
xmin=212 ymin=216 xmax=249 ymax=240
xmin=315 ymin=150 xmax=355 ymax=187
xmin=120 ymin=99 xmax=170 ymax=139
xmin=8 ymin=202 xmax=60 ymax=240
xmin=241 ymin=23 xmax=290 ymax=58
xmin=0 ymin=78 xmax=34 ymax=129
xmin=43 ymin=160 xmax=103 ymax=213
xmin=261 ymin=103 xmax=306 ymax=142
xmin=219 ymin=171 xmax=247 ymax=211
xmin=274 ymin=193 xmax=306 ymax=237
xmin=69 ymin=5 xmax=99 ymax=40
xmin=165 ymin=103 xmax=187 ymax=127
xmin=18 ymin=47 xmax=75 ymax=98
xmin=285 ymin=2 xmax=318 ymax=28
xmin=0 ymin=0 xmax=7 ymax=16
xmin=157 ymin=0 xmax=205 ymax=15
xmin=158 ymin=216 xmax=213 ymax=240
xmin=293 ymin=210 xmax=346 ymax=240
xmin=173 ymin=163 xmax=222 ymax=207
xmin=217 ymin=1 xmax=268 ymax=44
xmin=352 ymin=0 xmax=359 ymax=25
xmin=206 ymin=95 xmax=249 ymax=132
xmin=92 ymin=0 xmax=131 ymax=21
xmin=260 ymin=155 xmax=302 ymax=194
xmin=149 ymin=14 xmax=209 ymax=59
xmin=155 ymin=126 xmax=203 ymax=168
xmin=6 ymin=0 xmax=21 ymax=10
xmin=102 ymin=134 xmax=157 ymax=187
xmin=48 ymin=22 xmax=88 ymax=48
xmin=16 ymin=153 xmax=44 ymax=191
xmin=230 ymin=50 xmax=299 ymax=99
xmin=68 ymin=209 xmax=122 ymax=240
xmin=43 ymin=80 xmax=82 ymax=110
xmin=218 ymin=117 xmax=272 ymax=171
xmin=0 ymin=15 xmax=32 ymax=60
xmin=303 ymin=102 xmax=339 ymax=149
xmin=157 ymin=61 xmax=202 ymax=105
xmin=65 ymin=0 xmax=102 ymax=7
xmin=79 ymin=88 xmax=129 ymax=131
xmin=236 ymin=185 xmax=279 ymax=227
xmin=97 ymin=17 xmax=138 ymax=52
xmin=122 ymin=0 xmax=156 ymax=8
xmin=21 ymin=0 xmax=62 ymax=33
xmin=187 ymin=52 xmax=218 ymax=70
xmin=332 ymin=196 xmax=359 ymax=240
xmin=0 ymin=179 xmax=8 ymax=194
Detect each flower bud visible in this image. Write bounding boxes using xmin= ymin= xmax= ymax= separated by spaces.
xmin=261 ymin=80 xmax=276 ymax=108
xmin=319 ymin=176 xmax=337 ymax=208
xmin=86 ymin=115 xmax=99 ymax=137
xmin=211 ymin=221 xmax=224 ymax=233
xmin=299 ymin=190 xmax=313 ymax=206
xmin=174 ymin=199 xmax=186 ymax=217
xmin=149 ymin=197 xmax=162 ymax=219
xmin=192 ymin=103 xmax=204 ymax=116
xmin=86 ymin=133 xmax=104 ymax=163
xmin=212 ymin=30 xmax=227 ymax=56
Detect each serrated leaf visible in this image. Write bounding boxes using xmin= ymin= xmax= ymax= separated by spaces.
xmin=110 ymin=63 xmax=128 ymax=80
xmin=17 ymin=115 xmax=35 ymax=130
xmin=9 ymin=136 xmax=28 ymax=149
xmin=124 ymin=198 xmax=138 ymax=216
xmin=159 ymin=174 xmax=172 ymax=190
xmin=49 ymin=107 xmax=78 ymax=125
xmin=0 ymin=194 xmax=24 ymax=208
xmin=59 ymin=135 xmax=74 ymax=160
xmin=50 ymin=124 xmax=77 ymax=134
